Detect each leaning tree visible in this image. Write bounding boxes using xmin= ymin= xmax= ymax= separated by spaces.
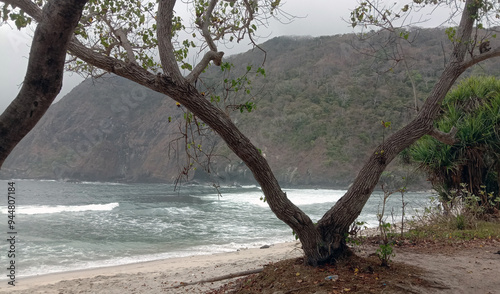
xmin=0 ymin=0 xmax=88 ymax=166
xmin=3 ymin=0 xmax=500 ymax=265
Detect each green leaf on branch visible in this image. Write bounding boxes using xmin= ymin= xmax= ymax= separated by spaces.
xmin=181 ymin=63 xmax=193 ymax=71
xmin=399 ymin=31 xmax=409 ymax=40
xmin=256 ymin=67 xmax=266 ymax=77
xmin=8 ymin=10 xmax=32 ymax=29
xmin=239 ymin=101 xmax=255 ymax=113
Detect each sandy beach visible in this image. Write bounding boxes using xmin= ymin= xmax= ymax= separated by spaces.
xmin=0 ymin=242 xmax=303 ymax=294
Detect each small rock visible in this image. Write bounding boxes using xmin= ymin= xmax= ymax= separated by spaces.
xmin=260 ymin=245 xmax=271 ymax=249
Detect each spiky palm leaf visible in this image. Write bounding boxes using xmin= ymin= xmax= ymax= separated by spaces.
xmin=407 ymin=76 xmax=500 ymax=211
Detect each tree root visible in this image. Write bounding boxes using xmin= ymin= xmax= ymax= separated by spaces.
xmin=171 ymin=268 xmax=263 ymax=288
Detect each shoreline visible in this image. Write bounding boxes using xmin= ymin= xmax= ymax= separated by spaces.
xmin=2 ymin=241 xmax=303 ymax=293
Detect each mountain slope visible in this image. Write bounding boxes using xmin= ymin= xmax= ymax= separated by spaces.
xmin=3 ymin=28 xmax=500 ymax=187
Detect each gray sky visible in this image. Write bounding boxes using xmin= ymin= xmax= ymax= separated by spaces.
xmin=0 ymin=1 xmax=449 ymax=112
xmin=0 ymin=1 xmax=358 ymax=112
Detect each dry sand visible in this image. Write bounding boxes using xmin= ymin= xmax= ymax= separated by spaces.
xmin=0 ymin=242 xmax=303 ymax=294
xmin=2 ymin=237 xmax=499 ymax=293
xmin=393 ymin=245 xmax=500 ymax=294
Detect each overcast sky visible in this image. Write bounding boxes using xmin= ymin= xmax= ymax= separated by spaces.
xmin=0 ymin=1 xmax=450 ymax=112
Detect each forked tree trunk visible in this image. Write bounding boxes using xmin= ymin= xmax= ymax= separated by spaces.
xmin=9 ymin=0 xmax=493 ymax=266
xmin=69 ymin=0 xmax=481 ymax=266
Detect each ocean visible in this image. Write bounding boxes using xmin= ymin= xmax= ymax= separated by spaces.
xmin=0 ymin=180 xmax=433 ymax=279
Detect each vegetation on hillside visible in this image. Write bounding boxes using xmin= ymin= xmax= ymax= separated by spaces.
xmin=200 ymin=28 xmax=500 ymax=186
xmin=4 ymin=29 xmax=500 ymax=187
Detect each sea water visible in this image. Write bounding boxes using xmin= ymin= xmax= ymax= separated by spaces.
xmin=0 ymin=180 xmax=433 ymax=278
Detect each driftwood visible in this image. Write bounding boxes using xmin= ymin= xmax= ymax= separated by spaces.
xmin=172 ymin=268 xmax=263 ymax=288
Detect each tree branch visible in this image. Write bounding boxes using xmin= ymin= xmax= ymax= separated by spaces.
xmin=157 ymin=0 xmax=184 ymax=83
xmin=186 ymin=51 xmax=224 ymax=83
xmin=460 ymin=47 xmax=500 ymax=70
xmin=171 ymin=268 xmax=263 ymax=288
xmin=186 ymin=0 xmax=226 ymax=82
xmin=114 ymin=28 xmax=139 ymax=66
xmin=196 ymin=0 xmax=218 ymax=52
xmin=104 ymin=41 xmax=121 ymax=56
xmin=428 ymin=126 xmax=458 ymax=145
xmin=68 ymin=38 xmax=170 ymax=88
xmin=68 ymin=29 xmax=317 ymax=267
xmin=98 ymin=14 xmax=139 ymax=66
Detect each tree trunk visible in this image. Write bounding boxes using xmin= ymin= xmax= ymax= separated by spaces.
xmin=0 ymin=0 xmax=88 ymax=167
xmin=67 ymin=0 xmax=482 ymax=266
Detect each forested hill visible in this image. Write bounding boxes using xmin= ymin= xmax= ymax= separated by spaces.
xmin=3 ymin=28 xmax=500 ymax=187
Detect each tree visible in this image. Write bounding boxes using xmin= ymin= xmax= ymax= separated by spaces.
xmin=408 ymin=76 xmax=500 ymax=213
xmin=3 ymin=0 xmax=500 ymax=266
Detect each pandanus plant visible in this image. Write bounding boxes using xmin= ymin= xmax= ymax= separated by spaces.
xmin=408 ymin=76 xmax=500 ymax=213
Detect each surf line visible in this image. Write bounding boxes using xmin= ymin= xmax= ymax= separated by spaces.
xmin=6 ymin=181 xmax=16 ymax=286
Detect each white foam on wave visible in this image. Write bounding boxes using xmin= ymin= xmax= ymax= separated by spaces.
xmin=163 ymin=206 xmax=200 ymax=215
xmin=284 ymin=189 xmax=346 ymax=206
xmin=210 ymin=189 xmax=347 ymax=208
xmin=79 ymin=181 xmax=126 ymax=186
xmin=1 ymin=202 xmax=119 ymax=215
xmin=241 ymin=185 xmax=259 ymax=189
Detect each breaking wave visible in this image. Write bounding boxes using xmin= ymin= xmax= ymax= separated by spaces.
xmin=1 ymin=203 xmax=119 ymax=215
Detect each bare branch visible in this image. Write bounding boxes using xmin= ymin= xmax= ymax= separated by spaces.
xmin=104 ymin=41 xmax=121 ymax=56
xmin=196 ymin=0 xmax=218 ymax=52
xmin=186 ymin=51 xmax=224 ymax=83
xmin=460 ymin=47 xmax=500 ymax=70
xmin=68 ymin=38 xmax=167 ymax=88
xmin=114 ymin=28 xmax=139 ymax=66
xmin=98 ymin=14 xmax=139 ymax=65
xmin=157 ymin=0 xmax=183 ymax=83
xmin=429 ymin=126 xmax=458 ymax=145
xmin=187 ymin=0 xmax=227 ymax=82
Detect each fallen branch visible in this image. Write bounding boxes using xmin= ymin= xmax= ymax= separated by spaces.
xmin=172 ymin=268 xmax=263 ymax=288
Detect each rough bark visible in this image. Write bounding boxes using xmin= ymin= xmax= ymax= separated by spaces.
xmin=157 ymin=0 xmax=184 ymax=84
xmin=0 ymin=0 xmax=88 ymax=167
xmin=7 ymin=0 xmax=498 ymax=266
